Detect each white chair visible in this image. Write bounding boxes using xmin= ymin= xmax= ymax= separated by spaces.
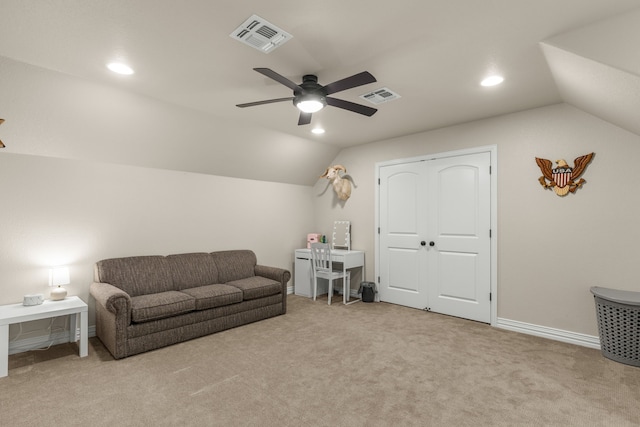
xmin=310 ymin=242 xmax=351 ymax=305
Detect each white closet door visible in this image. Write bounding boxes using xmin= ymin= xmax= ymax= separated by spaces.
xmin=425 ymin=152 xmax=491 ymax=323
xmin=379 ymin=161 xmax=429 ymax=310
xmin=378 ymin=151 xmax=491 ymax=323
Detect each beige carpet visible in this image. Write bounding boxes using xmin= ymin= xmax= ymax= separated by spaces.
xmin=3 ymin=295 xmax=640 ymax=426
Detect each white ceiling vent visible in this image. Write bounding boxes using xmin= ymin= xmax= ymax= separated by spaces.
xmin=360 ymin=87 xmax=401 ymax=105
xmin=230 ymin=14 xmax=292 ymax=54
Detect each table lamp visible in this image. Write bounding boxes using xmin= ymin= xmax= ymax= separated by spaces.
xmin=49 ymin=266 xmax=69 ymax=300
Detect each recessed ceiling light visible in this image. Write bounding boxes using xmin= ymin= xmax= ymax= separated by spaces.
xmin=107 ymin=62 xmax=134 ymax=75
xmin=311 ymin=128 xmax=325 ymax=135
xmin=481 ymin=75 xmax=504 ymax=87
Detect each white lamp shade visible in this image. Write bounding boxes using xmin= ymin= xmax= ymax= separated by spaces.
xmin=296 ymin=99 xmax=325 ymax=113
xmin=49 ymin=267 xmax=70 ymax=287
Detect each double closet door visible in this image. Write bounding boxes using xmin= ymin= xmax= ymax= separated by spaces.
xmin=378 ymin=151 xmax=492 ymax=323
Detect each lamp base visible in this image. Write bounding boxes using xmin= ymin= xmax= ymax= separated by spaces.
xmin=50 ymin=286 xmax=67 ymax=301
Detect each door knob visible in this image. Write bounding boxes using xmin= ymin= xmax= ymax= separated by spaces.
xmin=429 ymin=241 xmax=435 ymax=247
xmin=420 ymin=241 xmax=426 ymax=246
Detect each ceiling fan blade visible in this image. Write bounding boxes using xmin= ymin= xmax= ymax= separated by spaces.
xmin=323 ymin=71 xmax=376 ymax=95
xmin=298 ymin=112 xmax=312 ymax=126
xmin=236 ymin=97 xmax=294 ymax=108
xmin=253 ymin=68 xmax=302 ymax=91
xmin=326 ymin=97 xmax=377 ymax=117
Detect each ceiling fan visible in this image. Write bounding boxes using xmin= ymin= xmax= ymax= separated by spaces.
xmin=236 ymin=68 xmax=378 ymax=125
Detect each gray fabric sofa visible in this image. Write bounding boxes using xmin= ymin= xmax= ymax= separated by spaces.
xmin=90 ymin=250 xmax=290 ymax=359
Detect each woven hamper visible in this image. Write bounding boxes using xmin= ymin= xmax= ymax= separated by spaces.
xmin=590 ymin=286 xmax=640 ymax=367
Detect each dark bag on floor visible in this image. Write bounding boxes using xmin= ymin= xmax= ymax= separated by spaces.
xmin=358 ymin=282 xmax=377 ymax=302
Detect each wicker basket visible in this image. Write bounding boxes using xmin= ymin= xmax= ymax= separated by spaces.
xmin=591 ymin=286 xmax=640 ymax=367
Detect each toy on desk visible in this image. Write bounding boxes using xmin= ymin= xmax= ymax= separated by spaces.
xmin=307 ymin=233 xmax=323 ymax=249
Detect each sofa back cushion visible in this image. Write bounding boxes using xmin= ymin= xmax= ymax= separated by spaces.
xmin=166 ymin=253 xmax=219 ymax=289
xmin=211 ymin=250 xmax=257 ymax=283
xmin=95 ymin=256 xmax=174 ymax=297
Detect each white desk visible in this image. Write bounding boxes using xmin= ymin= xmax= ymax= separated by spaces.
xmin=0 ymin=296 xmax=88 ymax=378
xmin=294 ymin=249 xmax=365 ymax=299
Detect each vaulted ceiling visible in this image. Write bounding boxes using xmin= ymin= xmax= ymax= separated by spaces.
xmin=1 ymin=1 xmax=639 ymax=185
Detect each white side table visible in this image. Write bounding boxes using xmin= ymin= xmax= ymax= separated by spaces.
xmin=0 ymin=295 xmax=88 ymax=378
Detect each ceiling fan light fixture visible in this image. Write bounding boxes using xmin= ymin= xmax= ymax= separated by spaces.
xmin=295 ymin=94 xmax=326 ymax=113
xmin=297 ymin=100 xmax=324 ymax=113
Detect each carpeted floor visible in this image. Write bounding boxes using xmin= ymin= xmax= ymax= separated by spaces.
xmin=3 ymin=294 xmax=640 ymax=426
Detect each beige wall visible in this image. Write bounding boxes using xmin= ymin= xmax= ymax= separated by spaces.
xmin=0 ymin=153 xmax=315 ymax=332
xmin=313 ymin=103 xmax=640 ymax=336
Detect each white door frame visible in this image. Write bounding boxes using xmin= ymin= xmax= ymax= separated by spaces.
xmin=375 ymin=145 xmax=498 ymax=325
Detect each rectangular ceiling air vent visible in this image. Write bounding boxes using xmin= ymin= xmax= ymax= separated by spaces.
xmin=360 ymin=87 xmax=401 ymax=105
xmin=230 ymin=14 xmax=292 ymax=54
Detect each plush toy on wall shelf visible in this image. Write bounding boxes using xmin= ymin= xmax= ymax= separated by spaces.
xmin=535 ymin=153 xmax=594 ymax=196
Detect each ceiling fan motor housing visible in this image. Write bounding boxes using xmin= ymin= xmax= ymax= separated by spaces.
xmin=293 ymin=74 xmax=327 ymax=106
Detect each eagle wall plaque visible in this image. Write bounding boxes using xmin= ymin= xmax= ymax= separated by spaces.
xmin=535 ymin=153 xmax=594 ymax=196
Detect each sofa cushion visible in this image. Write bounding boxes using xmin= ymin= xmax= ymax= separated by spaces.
xmin=211 ymin=250 xmax=256 ymax=283
xmin=167 ymin=253 xmax=219 ymax=289
xmin=95 ymin=256 xmax=174 ymax=297
xmin=226 ymin=276 xmax=281 ymax=300
xmin=130 ymin=291 xmax=195 ymax=323
xmin=180 ymin=284 xmax=243 ymax=310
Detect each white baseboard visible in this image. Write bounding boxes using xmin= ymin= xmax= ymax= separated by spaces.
xmin=496 ymin=317 xmax=601 ymax=350
xmin=9 ymin=326 xmax=96 ymax=355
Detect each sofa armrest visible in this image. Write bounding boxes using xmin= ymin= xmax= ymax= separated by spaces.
xmin=255 ymin=265 xmax=291 ymax=286
xmin=255 ymin=265 xmax=291 ymax=314
xmin=90 ymin=281 xmax=132 ymax=325
xmin=90 ymin=282 xmax=132 ymax=359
